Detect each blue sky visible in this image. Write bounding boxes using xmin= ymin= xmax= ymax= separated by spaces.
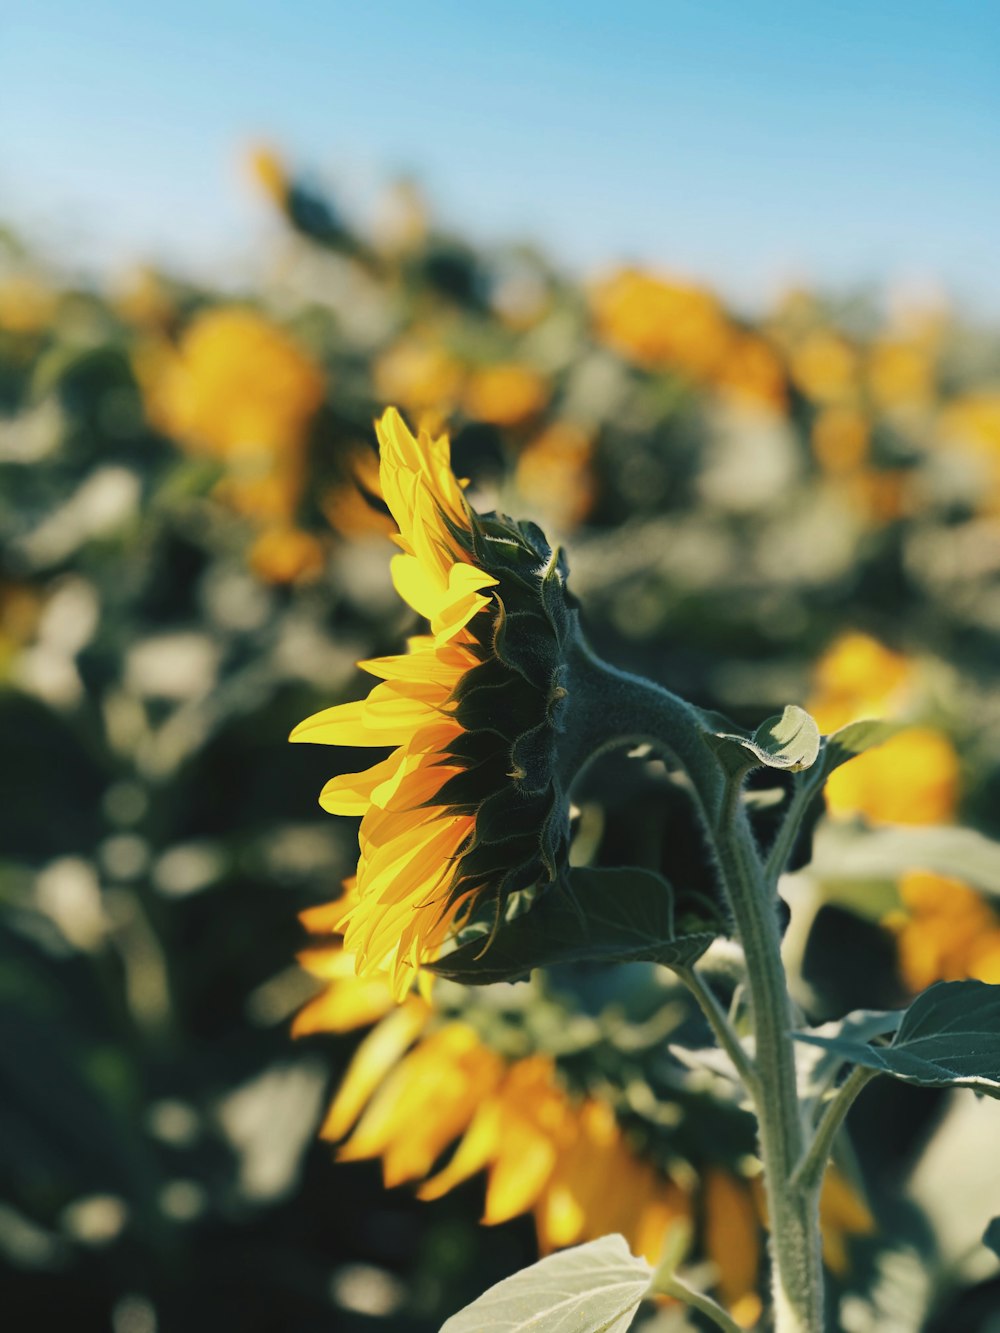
xmin=3 ymin=1 xmax=998 ymax=312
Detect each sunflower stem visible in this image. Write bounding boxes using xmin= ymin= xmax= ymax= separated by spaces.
xmin=712 ymin=781 xmax=824 ymax=1333
xmin=675 ymin=963 xmax=760 ymax=1100
xmin=791 ymin=1064 xmax=878 ymax=1195
xmin=764 ymin=773 xmax=820 ymax=885
xmin=572 ymin=649 xmax=826 ymax=1332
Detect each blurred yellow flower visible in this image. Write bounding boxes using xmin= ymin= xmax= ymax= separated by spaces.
xmin=515 ymin=422 xmax=596 ymax=531
xmin=0 ymin=275 xmax=58 ymax=333
xmin=703 ymin=1169 xmax=761 ymax=1318
xmin=144 ymin=306 xmax=325 ymax=459
xmin=887 ymin=871 xmax=1000 ymax=992
xmin=590 ymin=268 xmax=731 ymax=380
xmin=247 ymin=142 xmax=290 ymax=211
xmin=817 ymin=1169 xmax=875 ymax=1276
xmin=789 ymin=329 xmax=859 ymax=405
xmin=940 ymin=391 xmax=1000 ymax=456
xmin=373 ymin=336 xmax=464 ymax=421
xmin=868 ymin=338 xmax=935 ymax=410
xmin=114 ymin=267 xmax=176 ymax=332
xmin=842 ymin=469 xmax=911 ymax=526
xmin=713 ymin=332 xmax=787 ymax=414
xmin=300 ymin=937 xmax=696 ymax=1270
xmin=0 ymin=582 xmax=42 ymax=679
xmin=808 ymin=632 xmax=913 ymax=734
xmin=248 ymin=526 xmax=326 ymax=585
xmin=321 ymin=444 xmax=396 ymax=539
xmin=297 ymin=918 xmax=869 ymax=1313
xmin=808 ymin=633 xmax=959 ymax=824
xmin=939 ymin=392 xmax=1000 ymax=508
xmin=462 ymin=363 xmax=548 ymax=427
xmin=811 ymin=406 xmax=870 ymax=476
xmin=825 ymin=726 xmax=959 ymax=825
xmin=139 ymin=306 xmax=325 ymax=522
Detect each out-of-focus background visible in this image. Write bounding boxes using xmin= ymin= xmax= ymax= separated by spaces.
xmin=3 ymin=5 xmax=1000 ymax=1331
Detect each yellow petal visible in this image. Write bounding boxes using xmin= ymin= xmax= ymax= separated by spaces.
xmin=319 ymin=750 xmax=407 ymax=815
xmin=390 ymin=552 xmax=448 ymax=621
xmin=296 ymin=947 xmax=355 ymax=980
xmin=291 ymin=974 xmax=395 ymax=1036
xmin=299 ymin=898 xmax=349 ymax=934
xmin=704 ymin=1170 xmax=761 ymax=1304
xmin=483 ymin=1123 xmax=558 ymax=1225
xmin=338 ymin=1024 xmax=481 ymax=1165
xmin=319 ymin=997 xmax=428 ymax=1141
xmin=289 ymin=699 xmax=392 ymax=747
xmin=417 ymin=1099 xmax=504 ymax=1201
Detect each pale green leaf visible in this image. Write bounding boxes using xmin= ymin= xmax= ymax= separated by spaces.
xmin=706 ymin=704 xmax=820 ymax=776
xmin=439 ymin=1233 xmax=652 ymax=1333
xmin=808 ymin=819 xmax=1000 ymax=904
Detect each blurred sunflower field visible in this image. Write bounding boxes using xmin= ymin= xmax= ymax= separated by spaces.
xmin=3 ymin=149 xmax=1000 ymax=1332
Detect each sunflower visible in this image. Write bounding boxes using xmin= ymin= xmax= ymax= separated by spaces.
xmin=291 ymin=408 xmax=576 ymax=996
xmin=296 ymin=930 xmax=873 ymax=1326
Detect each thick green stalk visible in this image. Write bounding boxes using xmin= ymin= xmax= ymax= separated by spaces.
xmin=568 ymin=644 xmax=825 ymax=1331
xmin=715 ymin=785 xmax=824 ymax=1332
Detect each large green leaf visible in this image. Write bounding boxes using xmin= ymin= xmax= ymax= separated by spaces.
xmin=795 ymin=980 xmax=1000 ymax=1096
xmin=984 ymin=1217 xmax=1000 ymax=1260
xmin=439 ymin=1234 xmax=652 ymax=1333
xmin=706 ymin=704 xmax=820 ymax=776
xmin=429 ymin=867 xmax=719 ymax=985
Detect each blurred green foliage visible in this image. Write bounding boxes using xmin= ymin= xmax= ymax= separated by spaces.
xmin=2 ymin=153 xmax=1000 ymax=1330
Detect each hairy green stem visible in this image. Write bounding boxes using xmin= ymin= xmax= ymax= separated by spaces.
xmin=714 ymin=785 xmax=824 ymax=1332
xmin=764 ymin=776 xmax=819 ymax=885
xmin=792 ymin=1065 xmax=878 ymax=1194
xmin=570 ymin=646 xmax=826 ymax=1331
xmin=675 ymin=964 xmax=760 ymax=1100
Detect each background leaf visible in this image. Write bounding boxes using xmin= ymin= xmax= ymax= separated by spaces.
xmin=807 ymin=821 xmax=1000 ymax=904
xmin=430 ymin=867 xmax=719 ymax=985
xmin=439 ymin=1233 xmax=651 ymax=1333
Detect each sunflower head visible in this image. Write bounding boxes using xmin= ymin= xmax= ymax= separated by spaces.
xmin=291 ymin=408 xmax=579 ymax=994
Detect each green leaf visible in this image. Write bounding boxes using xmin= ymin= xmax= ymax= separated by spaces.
xmin=439 ymin=1234 xmax=652 ymax=1333
xmin=795 ymin=980 xmax=1000 ymax=1096
xmin=429 ymin=867 xmax=719 ymax=985
xmin=815 ymin=719 xmax=907 ymax=783
xmin=984 ymin=1217 xmax=1000 ymax=1260
xmin=706 ymin=705 xmax=820 ymax=776
xmin=807 ymin=820 xmax=1000 ymax=904
xmin=795 ymin=1008 xmax=904 ymax=1102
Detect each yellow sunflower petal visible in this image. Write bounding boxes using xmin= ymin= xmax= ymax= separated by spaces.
xmin=417 ymin=1099 xmax=505 ymax=1201
xmin=319 ymin=750 xmax=407 ymax=815
xmin=318 ymin=997 xmax=429 ymax=1142
xmin=289 ymin=699 xmax=392 ymax=747
xmin=291 ymin=973 xmax=395 ymax=1036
